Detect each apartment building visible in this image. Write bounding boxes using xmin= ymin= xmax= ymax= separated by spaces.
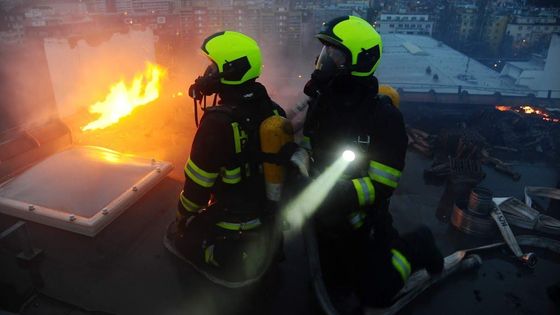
xmin=377 ymin=13 xmax=433 ymax=36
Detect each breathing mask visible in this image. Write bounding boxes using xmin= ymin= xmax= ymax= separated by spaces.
xmin=188 ymin=62 xmax=222 ymax=101
xmin=188 ymin=62 xmax=222 ymax=127
xmin=304 ymin=45 xmax=350 ymax=98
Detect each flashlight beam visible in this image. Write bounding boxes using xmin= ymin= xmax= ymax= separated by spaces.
xmin=282 ymin=157 xmax=352 ymax=234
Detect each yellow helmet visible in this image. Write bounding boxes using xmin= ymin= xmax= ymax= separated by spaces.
xmin=201 ymin=31 xmax=262 ymax=85
xmin=379 ymin=85 xmax=400 ymax=108
xmin=316 ymin=16 xmax=382 ymax=77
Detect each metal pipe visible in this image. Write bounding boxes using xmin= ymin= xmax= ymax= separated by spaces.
xmin=16 ymin=222 xmax=35 ymax=259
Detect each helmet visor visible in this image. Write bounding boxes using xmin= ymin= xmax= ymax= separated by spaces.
xmin=204 ymin=62 xmax=220 ymax=78
xmin=315 ymin=45 xmax=349 ymax=71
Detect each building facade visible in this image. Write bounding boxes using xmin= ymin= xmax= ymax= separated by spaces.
xmin=377 ymin=13 xmax=433 ymax=36
xmin=505 ymin=15 xmax=560 ymax=47
xmin=480 ymin=14 xmax=509 ymax=55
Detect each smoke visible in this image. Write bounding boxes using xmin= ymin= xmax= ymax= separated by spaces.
xmin=0 ymin=39 xmax=59 ymax=134
xmin=44 ymin=28 xmax=157 ymax=118
xmin=257 ymin=44 xmax=317 ymax=110
xmin=0 ymin=16 xmax=324 ymax=171
xmin=169 ymin=28 xmax=321 ymax=115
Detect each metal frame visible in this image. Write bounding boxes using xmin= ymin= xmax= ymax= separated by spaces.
xmin=0 ymin=146 xmax=173 ymax=237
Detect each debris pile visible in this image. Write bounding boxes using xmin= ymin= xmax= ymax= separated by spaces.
xmin=407 ymin=104 xmax=560 ymax=185
xmin=469 ymin=105 xmax=560 ymax=162
xmin=421 ymin=128 xmax=487 ymax=183
xmin=407 ymin=128 xmax=433 ymax=158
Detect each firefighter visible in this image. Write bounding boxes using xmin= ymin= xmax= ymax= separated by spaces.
xmin=164 ymin=31 xmax=289 ymax=288
xmin=302 ymin=16 xmax=444 ymax=307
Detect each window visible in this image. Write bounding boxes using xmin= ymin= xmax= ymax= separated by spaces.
xmin=389 ymin=24 xmax=395 ymax=27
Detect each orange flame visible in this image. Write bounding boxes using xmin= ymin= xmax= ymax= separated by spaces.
xmin=495 ymin=105 xmax=511 ymax=111
xmin=521 ymin=105 xmax=536 ymax=114
xmin=82 ymin=63 xmax=166 ymax=131
xmin=496 ymin=104 xmax=559 ymax=124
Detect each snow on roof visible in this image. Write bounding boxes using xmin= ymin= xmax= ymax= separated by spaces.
xmin=509 ymin=60 xmax=544 ymax=70
xmin=376 ymin=34 xmax=533 ymax=96
xmin=519 ymin=70 xmax=542 ymax=79
xmin=402 ymin=41 xmax=427 ymax=55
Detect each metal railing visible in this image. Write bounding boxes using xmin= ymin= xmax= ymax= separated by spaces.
xmin=383 ymin=82 xmax=560 ymax=99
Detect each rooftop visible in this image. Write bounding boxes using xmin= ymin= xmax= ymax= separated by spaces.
xmin=507 ymin=60 xmax=544 ymax=71
xmin=376 ymin=34 xmax=534 ymax=96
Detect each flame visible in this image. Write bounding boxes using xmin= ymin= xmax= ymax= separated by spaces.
xmin=495 ymin=104 xmax=559 ymax=124
xmin=495 ymin=105 xmax=511 ymax=111
xmin=82 ymin=63 xmax=165 ymax=131
xmin=521 ymin=105 xmax=536 ymax=114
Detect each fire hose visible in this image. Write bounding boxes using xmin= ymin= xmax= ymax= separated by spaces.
xmin=366 ymin=235 xmax=560 ymax=315
xmin=451 ymin=186 xmax=560 ymax=267
xmin=306 ymin=215 xmax=560 ymax=315
xmin=498 ymin=196 xmax=560 ymax=235
xmin=452 ymin=186 xmax=560 ymax=237
xmin=489 ymin=204 xmax=537 ymax=267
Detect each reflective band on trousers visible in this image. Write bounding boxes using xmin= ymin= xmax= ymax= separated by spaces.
xmin=368 ymin=161 xmax=402 ymax=189
xmin=352 ymin=177 xmax=376 ymax=206
xmin=391 ymin=249 xmax=411 ymax=282
xmin=179 ymin=191 xmax=202 ymax=213
xmin=185 ymin=159 xmax=218 ymax=188
xmin=221 ymin=167 xmax=241 ymax=184
xmin=216 ymin=218 xmax=262 ymax=231
xmin=348 ymin=210 xmax=366 ymax=229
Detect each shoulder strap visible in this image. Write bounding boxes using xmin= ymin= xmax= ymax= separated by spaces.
xmin=206 ymin=101 xmax=279 ymax=180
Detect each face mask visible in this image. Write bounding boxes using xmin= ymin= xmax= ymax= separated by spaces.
xmin=303 ymin=46 xmax=349 ymax=98
xmin=188 ymin=63 xmax=221 ymax=100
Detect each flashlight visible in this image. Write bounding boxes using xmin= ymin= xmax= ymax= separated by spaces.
xmin=342 ymin=150 xmax=355 ymax=162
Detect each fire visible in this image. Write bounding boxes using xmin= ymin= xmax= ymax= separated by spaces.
xmin=495 ymin=104 xmax=560 ymax=124
xmin=521 ymin=105 xmax=536 ymax=114
xmin=171 ymin=91 xmax=184 ymax=98
xmin=82 ymin=63 xmax=166 ymax=131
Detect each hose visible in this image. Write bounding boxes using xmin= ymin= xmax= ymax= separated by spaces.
xmin=498 ymin=197 xmax=560 ymax=235
xmin=451 ymin=195 xmax=560 ymax=236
